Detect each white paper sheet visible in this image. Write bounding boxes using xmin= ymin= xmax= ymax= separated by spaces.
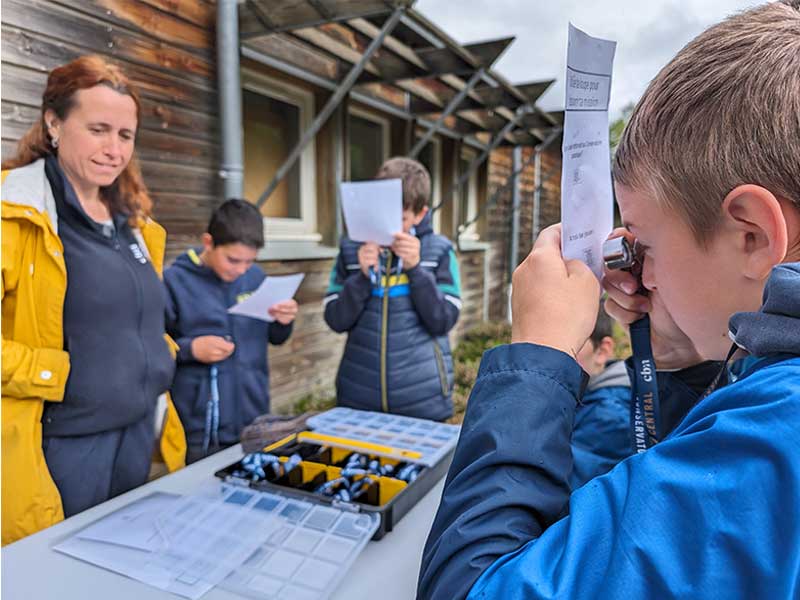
xmin=340 ymin=178 xmax=403 ymax=246
xmin=227 ymin=273 xmax=305 ymax=322
xmin=560 ymin=23 xmax=617 ymax=279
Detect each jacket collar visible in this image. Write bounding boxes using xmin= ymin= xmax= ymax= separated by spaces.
xmin=1 ymin=158 xmax=58 ymax=234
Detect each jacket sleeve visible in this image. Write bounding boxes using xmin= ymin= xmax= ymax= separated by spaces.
xmin=323 ymin=249 xmax=372 ymax=333
xmin=163 ymin=272 xmax=195 ymax=364
xmin=406 ymin=248 xmax=461 ymax=337
xmin=268 ymin=321 xmax=293 ymax=345
xmin=418 ymin=343 xmax=586 ymax=600
xmin=1 ymin=220 xmax=70 ymax=401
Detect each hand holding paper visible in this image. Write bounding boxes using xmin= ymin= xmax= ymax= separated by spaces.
xmin=228 ymin=273 xmax=305 ymax=322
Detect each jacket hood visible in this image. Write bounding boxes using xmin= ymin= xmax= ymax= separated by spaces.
xmin=586 ymin=359 xmax=630 ymax=392
xmin=729 ymin=262 xmax=800 ymax=356
xmin=415 ymin=211 xmax=434 ymax=238
xmin=2 ymin=158 xmax=58 ymax=232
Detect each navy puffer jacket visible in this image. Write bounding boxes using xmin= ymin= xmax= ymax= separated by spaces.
xmin=324 ymin=214 xmax=461 ymax=421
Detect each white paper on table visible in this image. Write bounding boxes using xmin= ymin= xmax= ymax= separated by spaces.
xmin=560 ymin=23 xmax=617 ymax=279
xmin=75 ymin=491 xmax=179 ymax=552
xmin=340 ymin=178 xmax=403 ymax=246
xmin=227 ymin=273 xmax=305 ymax=322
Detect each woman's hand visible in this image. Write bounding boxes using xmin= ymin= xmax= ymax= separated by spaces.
xmin=511 ymin=224 xmax=600 ymax=357
xmin=268 ymin=299 xmax=299 ymax=325
xmin=191 ymin=335 xmax=235 ymax=364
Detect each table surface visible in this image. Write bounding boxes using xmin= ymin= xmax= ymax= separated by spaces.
xmin=1 ymin=444 xmax=445 ymax=600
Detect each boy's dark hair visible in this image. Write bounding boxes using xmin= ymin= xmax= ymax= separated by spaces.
xmin=590 ymin=302 xmax=614 ymax=347
xmin=207 ymin=199 xmax=264 ymax=248
xmin=375 ymin=157 xmax=431 ymax=214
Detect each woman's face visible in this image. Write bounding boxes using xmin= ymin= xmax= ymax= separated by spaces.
xmin=46 ymin=85 xmax=138 ymax=193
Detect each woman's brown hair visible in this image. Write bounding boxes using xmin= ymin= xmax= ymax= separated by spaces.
xmin=2 ymin=55 xmax=153 ymax=220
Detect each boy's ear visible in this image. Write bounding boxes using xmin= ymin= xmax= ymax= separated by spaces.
xmin=413 ymin=206 xmax=429 ymax=226
xmin=201 ymin=232 xmax=214 ymax=252
xmin=597 ymin=336 xmax=615 ymax=363
xmin=722 ymin=184 xmax=789 ymax=281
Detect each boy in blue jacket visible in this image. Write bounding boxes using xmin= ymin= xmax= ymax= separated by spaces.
xmin=419 ymin=2 xmax=800 ymax=598
xmin=324 ymin=157 xmax=461 ymax=421
xmin=165 ymin=200 xmax=298 ymax=464
xmin=570 ymin=304 xmax=631 ymax=489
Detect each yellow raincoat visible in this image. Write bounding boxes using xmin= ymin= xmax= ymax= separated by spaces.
xmin=1 ymin=159 xmax=186 ymax=545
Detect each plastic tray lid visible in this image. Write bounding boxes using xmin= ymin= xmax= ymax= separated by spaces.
xmin=306 ymin=407 xmax=460 ymax=467
xmin=209 ymin=483 xmax=381 ymax=600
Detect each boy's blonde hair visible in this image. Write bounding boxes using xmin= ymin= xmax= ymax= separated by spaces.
xmin=614 ymin=0 xmax=800 ymax=244
xmin=375 ymin=156 xmax=431 ymax=214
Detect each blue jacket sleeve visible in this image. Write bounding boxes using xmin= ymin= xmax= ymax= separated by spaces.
xmin=268 ymin=321 xmax=293 ymax=345
xmin=407 ymin=249 xmax=461 ymax=337
xmin=323 ymin=250 xmax=372 ymax=333
xmin=163 ymin=271 xmax=195 ymax=364
xmin=418 ymin=343 xmax=587 ymax=600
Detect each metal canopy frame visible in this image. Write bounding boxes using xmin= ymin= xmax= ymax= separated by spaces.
xmin=224 ymin=0 xmax=560 ymax=213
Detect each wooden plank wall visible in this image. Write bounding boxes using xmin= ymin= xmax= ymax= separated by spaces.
xmin=1 ymin=0 xmax=220 ymax=257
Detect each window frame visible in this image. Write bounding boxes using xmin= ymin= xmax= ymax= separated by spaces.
xmin=458 ymin=146 xmax=480 ymax=241
xmin=414 ymin=131 xmax=442 ymax=233
xmin=241 ymin=69 xmax=320 ymax=242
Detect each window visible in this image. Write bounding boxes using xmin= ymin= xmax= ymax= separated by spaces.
xmin=414 ymin=134 xmax=442 ymax=232
xmin=242 ymin=71 xmax=318 ymax=241
xmin=348 ymin=108 xmax=389 ymax=181
xmin=458 ymin=147 xmax=480 ymax=241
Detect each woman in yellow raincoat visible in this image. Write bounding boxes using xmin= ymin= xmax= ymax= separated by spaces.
xmin=2 ymin=55 xmax=185 ymax=545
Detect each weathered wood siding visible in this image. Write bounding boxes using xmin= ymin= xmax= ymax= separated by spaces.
xmin=1 ymin=0 xmax=220 ymax=257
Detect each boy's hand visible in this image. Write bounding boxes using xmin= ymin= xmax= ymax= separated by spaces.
xmin=391 ymin=232 xmax=420 ymax=270
xmin=602 ymin=228 xmax=704 ymax=370
xmin=191 ymin=335 xmax=235 ymax=364
xmin=358 ymin=242 xmax=380 ymax=277
xmin=269 ymin=299 xmax=299 ymax=325
xmin=511 ymin=224 xmax=600 ymax=358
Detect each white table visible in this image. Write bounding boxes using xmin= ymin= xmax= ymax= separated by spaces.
xmin=1 ymin=445 xmax=445 ymax=600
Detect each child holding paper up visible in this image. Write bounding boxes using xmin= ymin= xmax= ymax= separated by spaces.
xmin=325 ymin=157 xmax=461 ymax=420
xmin=164 ymin=199 xmax=298 ymax=463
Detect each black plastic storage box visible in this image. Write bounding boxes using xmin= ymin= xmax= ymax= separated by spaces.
xmin=215 ymin=407 xmax=459 ymax=540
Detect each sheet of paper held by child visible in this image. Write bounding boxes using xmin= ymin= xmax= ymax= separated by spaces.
xmin=340 ymin=178 xmax=403 ymax=246
xmin=228 ymin=273 xmax=305 ymax=322
xmin=560 ymin=23 xmax=617 ymax=279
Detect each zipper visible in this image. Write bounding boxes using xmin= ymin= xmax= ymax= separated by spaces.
xmin=380 ymin=252 xmax=393 ymax=412
xmin=117 ymin=232 xmax=150 ymax=414
xmin=432 ymin=340 xmax=449 ymax=396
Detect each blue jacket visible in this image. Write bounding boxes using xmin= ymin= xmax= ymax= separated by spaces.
xmin=324 ymin=214 xmax=460 ymax=421
xmin=164 ymin=250 xmax=292 ymax=447
xmin=419 ymin=262 xmax=800 ymax=599
xmin=569 ymin=360 xmax=631 ymax=489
